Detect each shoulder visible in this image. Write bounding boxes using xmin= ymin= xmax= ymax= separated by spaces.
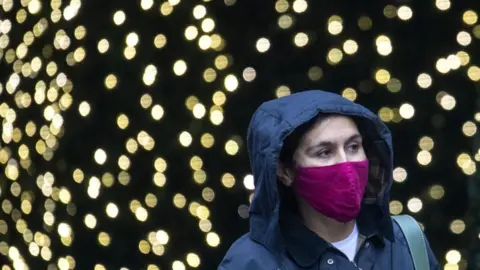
xmin=390 ymin=216 xmax=431 ymax=248
xmin=391 ymin=217 xmax=409 ymax=247
xmin=390 ymin=216 xmax=440 ymax=270
xmin=218 ymin=233 xmax=279 ymax=270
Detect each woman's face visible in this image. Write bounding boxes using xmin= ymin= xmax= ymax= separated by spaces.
xmin=278 ymin=115 xmax=367 ymax=186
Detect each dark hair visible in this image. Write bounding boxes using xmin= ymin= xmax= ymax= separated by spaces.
xmin=279 ymin=115 xmax=328 ymax=169
xmin=279 ymin=114 xmax=371 ymax=168
xmin=278 ymin=116 xmax=324 ymax=216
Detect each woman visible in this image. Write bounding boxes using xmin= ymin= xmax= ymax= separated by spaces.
xmin=219 ymin=90 xmax=439 ymax=269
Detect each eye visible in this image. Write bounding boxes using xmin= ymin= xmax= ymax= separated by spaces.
xmin=347 ymin=143 xmax=361 ymax=152
xmin=315 ymin=149 xmax=332 ymax=158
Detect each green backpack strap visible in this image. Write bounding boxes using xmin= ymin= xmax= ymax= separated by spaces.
xmin=392 ymin=215 xmax=430 ymax=270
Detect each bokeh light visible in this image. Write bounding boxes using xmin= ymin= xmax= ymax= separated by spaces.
xmin=0 ymin=1 xmax=477 ymax=269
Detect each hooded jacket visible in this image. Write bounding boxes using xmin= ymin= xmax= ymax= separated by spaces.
xmin=219 ymin=90 xmax=439 ymax=270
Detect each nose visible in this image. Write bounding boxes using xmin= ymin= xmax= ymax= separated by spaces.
xmin=335 ymin=148 xmax=348 ymax=163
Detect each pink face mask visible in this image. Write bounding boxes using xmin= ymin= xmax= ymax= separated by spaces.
xmin=293 ymin=160 xmax=369 ymax=223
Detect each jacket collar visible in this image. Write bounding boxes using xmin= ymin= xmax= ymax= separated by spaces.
xmin=280 ymin=206 xmax=386 ymax=268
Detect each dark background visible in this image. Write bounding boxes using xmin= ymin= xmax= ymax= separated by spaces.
xmin=1 ymin=0 xmax=479 ymax=269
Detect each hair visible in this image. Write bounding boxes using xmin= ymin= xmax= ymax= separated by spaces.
xmin=277 ymin=115 xmax=328 ymax=217
xmin=279 ymin=115 xmax=328 ymax=169
xmin=279 ymin=114 xmax=372 ymax=168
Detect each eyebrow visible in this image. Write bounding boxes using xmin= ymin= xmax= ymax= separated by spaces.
xmin=306 ymin=133 xmax=363 ymax=153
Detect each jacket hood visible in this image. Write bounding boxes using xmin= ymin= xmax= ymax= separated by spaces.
xmin=246 ymin=90 xmax=394 ymax=255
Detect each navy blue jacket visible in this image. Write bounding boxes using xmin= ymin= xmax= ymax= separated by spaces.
xmin=219 ymin=90 xmax=440 ymax=270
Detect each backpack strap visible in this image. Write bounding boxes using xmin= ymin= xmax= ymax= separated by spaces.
xmin=392 ymin=215 xmax=430 ymax=270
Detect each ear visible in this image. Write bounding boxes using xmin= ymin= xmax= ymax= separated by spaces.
xmin=276 ymin=163 xmax=295 ymax=187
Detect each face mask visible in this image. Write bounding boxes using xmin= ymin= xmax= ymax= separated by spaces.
xmin=293 ymin=160 xmax=369 ymax=223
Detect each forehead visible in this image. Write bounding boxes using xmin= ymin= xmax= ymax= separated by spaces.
xmin=300 ymin=115 xmax=360 ymax=146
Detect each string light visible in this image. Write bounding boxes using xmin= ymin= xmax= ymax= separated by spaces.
xmin=0 ymin=0 xmax=477 ymax=269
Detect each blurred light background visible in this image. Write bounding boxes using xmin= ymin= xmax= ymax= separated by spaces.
xmin=0 ymin=0 xmax=479 ymax=269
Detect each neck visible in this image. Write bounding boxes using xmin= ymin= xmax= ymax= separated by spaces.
xmin=298 ymin=199 xmax=356 ymax=243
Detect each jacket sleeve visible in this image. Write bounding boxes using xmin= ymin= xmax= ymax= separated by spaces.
xmin=392 ymin=217 xmax=441 ymax=270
